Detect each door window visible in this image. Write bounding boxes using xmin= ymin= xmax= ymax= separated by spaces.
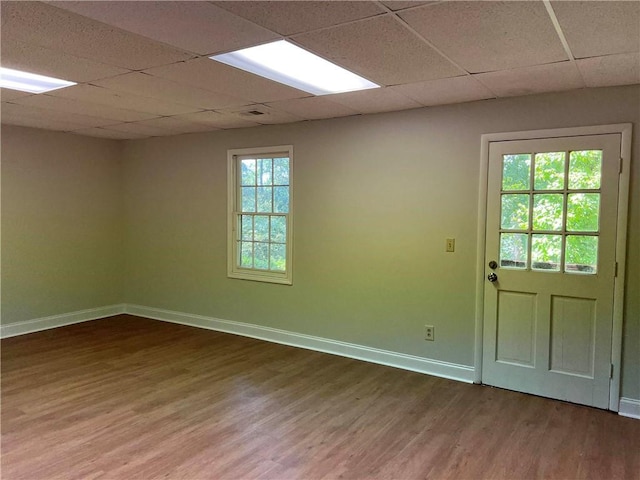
xmin=499 ymin=150 xmax=602 ymax=274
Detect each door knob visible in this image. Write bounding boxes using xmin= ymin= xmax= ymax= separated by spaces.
xmin=487 ymin=273 xmax=498 ymax=282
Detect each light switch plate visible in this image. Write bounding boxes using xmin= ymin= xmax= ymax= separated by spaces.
xmin=446 ymin=238 xmax=455 ymax=252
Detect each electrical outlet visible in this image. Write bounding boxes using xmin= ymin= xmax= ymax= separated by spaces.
xmin=446 ymin=238 xmax=455 ymax=252
xmin=424 ymin=325 xmax=434 ymax=341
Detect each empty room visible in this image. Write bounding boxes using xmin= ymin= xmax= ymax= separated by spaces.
xmin=1 ymin=1 xmax=639 ymax=478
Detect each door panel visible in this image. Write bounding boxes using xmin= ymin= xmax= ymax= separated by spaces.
xmin=483 ymin=134 xmax=620 ymax=409
xmin=496 ymin=291 xmax=536 ymax=367
xmin=550 ymin=295 xmax=595 ymax=377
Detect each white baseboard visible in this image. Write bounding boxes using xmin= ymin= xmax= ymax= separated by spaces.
xmin=0 ymin=304 xmax=126 ymax=338
xmin=619 ymin=397 xmax=640 ymax=419
xmin=3 ymin=302 xmax=633 ymax=415
xmin=124 ymin=304 xmax=475 ymax=383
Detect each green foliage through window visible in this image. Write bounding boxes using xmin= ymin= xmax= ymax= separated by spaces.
xmin=569 ymin=150 xmax=602 ymax=189
xmin=499 ymin=150 xmax=602 ymax=274
xmin=534 ymin=152 xmax=565 ymax=190
xmin=532 ymin=194 xmax=563 ymax=231
xmin=502 ymin=154 xmax=531 ymax=190
xmin=501 ymin=194 xmax=529 ymax=230
xmin=235 ymin=153 xmax=290 ymax=275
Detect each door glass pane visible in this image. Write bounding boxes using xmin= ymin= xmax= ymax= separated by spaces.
xmin=532 ymin=194 xmax=563 ymax=231
xmin=567 ymin=193 xmax=600 ymax=232
xmin=241 ymin=187 xmax=256 ymax=212
xmin=500 ymin=233 xmax=528 ymax=269
xmin=565 ymin=235 xmax=598 ymax=274
xmin=534 ymin=152 xmax=565 ymax=190
xmin=270 ymin=244 xmax=286 ymax=271
xmin=501 ymin=194 xmax=530 ymax=230
xmin=569 ymin=150 xmax=602 ymax=189
xmin=257 ymin=158 xmax=272 ymax=186
xmin=241 ymin=159 xmax=256 ymax=186
xmin=240 ymin=241 xmax=253 ymax=268
xmin=531 ymin=234 xmax=561 ymax=271
xmin=502 ymin=154 xmax=531 ymax=190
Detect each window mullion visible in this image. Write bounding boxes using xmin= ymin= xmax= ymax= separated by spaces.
xmin=527 ymin=151 xmax=535 ymax=270
xmin=561 ymin=150 xmax=570 ymax=272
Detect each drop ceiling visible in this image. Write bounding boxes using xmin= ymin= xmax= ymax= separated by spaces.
xmin=1 ymin=0 xmax=638 ymax=140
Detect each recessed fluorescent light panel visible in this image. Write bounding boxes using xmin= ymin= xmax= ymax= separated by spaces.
xmin=0 ymin=67 xmax=76 ymax=94
xmin=210 ymin=40 xmax=379 ymax=96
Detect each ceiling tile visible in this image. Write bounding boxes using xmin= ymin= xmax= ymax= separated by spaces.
xmin=1 ymin=88 xmax=33 ymax=102
xmin=51 ymin=1 xmax=278 ymax=55
xmin=577 ymin=53 xmax=640 ymax=88
xmin=393 ymin=76 xmax=495 ymax=106
xmin=178 ymin=111 xmax=261 ymax=129
xmin=1 ymin=101 xmax=117 ymax=129
xmin=551 ymin=1 xmax=640 ymax=59
xmin=265 ymin=97 xmax=359 ymax=120
xmin=137 ymin=116 xmax=220 ymax=134
xmin=100 ymin=122 xmax=178 ymax=137
xmin=381 ymin=1 xmax=435 ymax=12
xmin=1 ymin=1 xmax=194 ymax=70
xmin=215 ymin=1 xmax=385 ymax=36
xmin=215 ymin=104 xmax=303 ymax=125
xmin=92 ymin=73 xmax=248 ymax=110
xmin=50 ymin=85 xmax=202 ymax=116
xmin=326 ymin=88 xmax=421 ymax=113
xmin=1 ymin=38 xmax=130 ymax=83
xmin=1 ymin=111 xmax=89 ymax=132
xmin=474 ymin=62 xmax=585 ymax=98
xmin=11 ymin=94 xmax=158 ymax=123
xmin=293 ymin=16 xmax=462 ymax=85
xmin=144 ymin=58 xmax=309 ymax=103
xmin=2 ymin=0 xmax=637 ymax=134
xmin=70 ymin=127 xmax=149 ymax=140
xmin=399 ymin=1 xmax=567 ymax=73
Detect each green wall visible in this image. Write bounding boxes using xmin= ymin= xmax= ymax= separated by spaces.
xmin=1 ymin=126 xmax=124 ymax=322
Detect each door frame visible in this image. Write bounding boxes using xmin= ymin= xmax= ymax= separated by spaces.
xmin=474 ymin=124 xmax=632 ymax=411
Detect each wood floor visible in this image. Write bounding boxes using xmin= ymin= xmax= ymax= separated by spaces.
xmin=1 ymin=315 xmax=639 ymax=480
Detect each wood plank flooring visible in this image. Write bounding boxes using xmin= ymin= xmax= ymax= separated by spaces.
xmin=2 ymin=315 xmax=639 ymax=479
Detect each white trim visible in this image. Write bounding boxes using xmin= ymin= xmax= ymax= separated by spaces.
xmin=125 ymin=304 xmax=475 ymax=383
xmin=474 ymin=132 xmax=490 ymax=384
xmin=0 ymin=304 xmax=126 ymax=338
xmin=478 ymin=124 xmax=632 ymax=143
xmin=610 ymin=124 xmax=632 ymax=411
xmin=619 ymin=398 xmax=640 ymax=420
xmin=475 ymin=123 xmax=632 ymax=410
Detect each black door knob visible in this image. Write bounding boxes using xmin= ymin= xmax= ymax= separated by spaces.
xmin=487 ymin=273 xmax=498 ymax=283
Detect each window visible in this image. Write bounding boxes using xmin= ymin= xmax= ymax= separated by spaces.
xmin=499 ymin=150 xmax=602 ymax=274
xmin=227 ymin=146 xmax=293 ymax=284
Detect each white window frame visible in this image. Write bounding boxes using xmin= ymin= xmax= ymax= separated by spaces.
xmin=227 ymin=145 xmax=293 ymax=285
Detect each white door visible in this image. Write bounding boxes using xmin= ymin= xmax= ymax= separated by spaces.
xmin=482 ymin=134 xmax=621 ymax=409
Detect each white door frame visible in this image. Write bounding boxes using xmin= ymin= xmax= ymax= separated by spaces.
xmin=474 ymin=124 xmax=632 ymax=411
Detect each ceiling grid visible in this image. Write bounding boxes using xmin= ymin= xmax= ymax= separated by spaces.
xmin=0 ymin=0 xmax=637 ymax=139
